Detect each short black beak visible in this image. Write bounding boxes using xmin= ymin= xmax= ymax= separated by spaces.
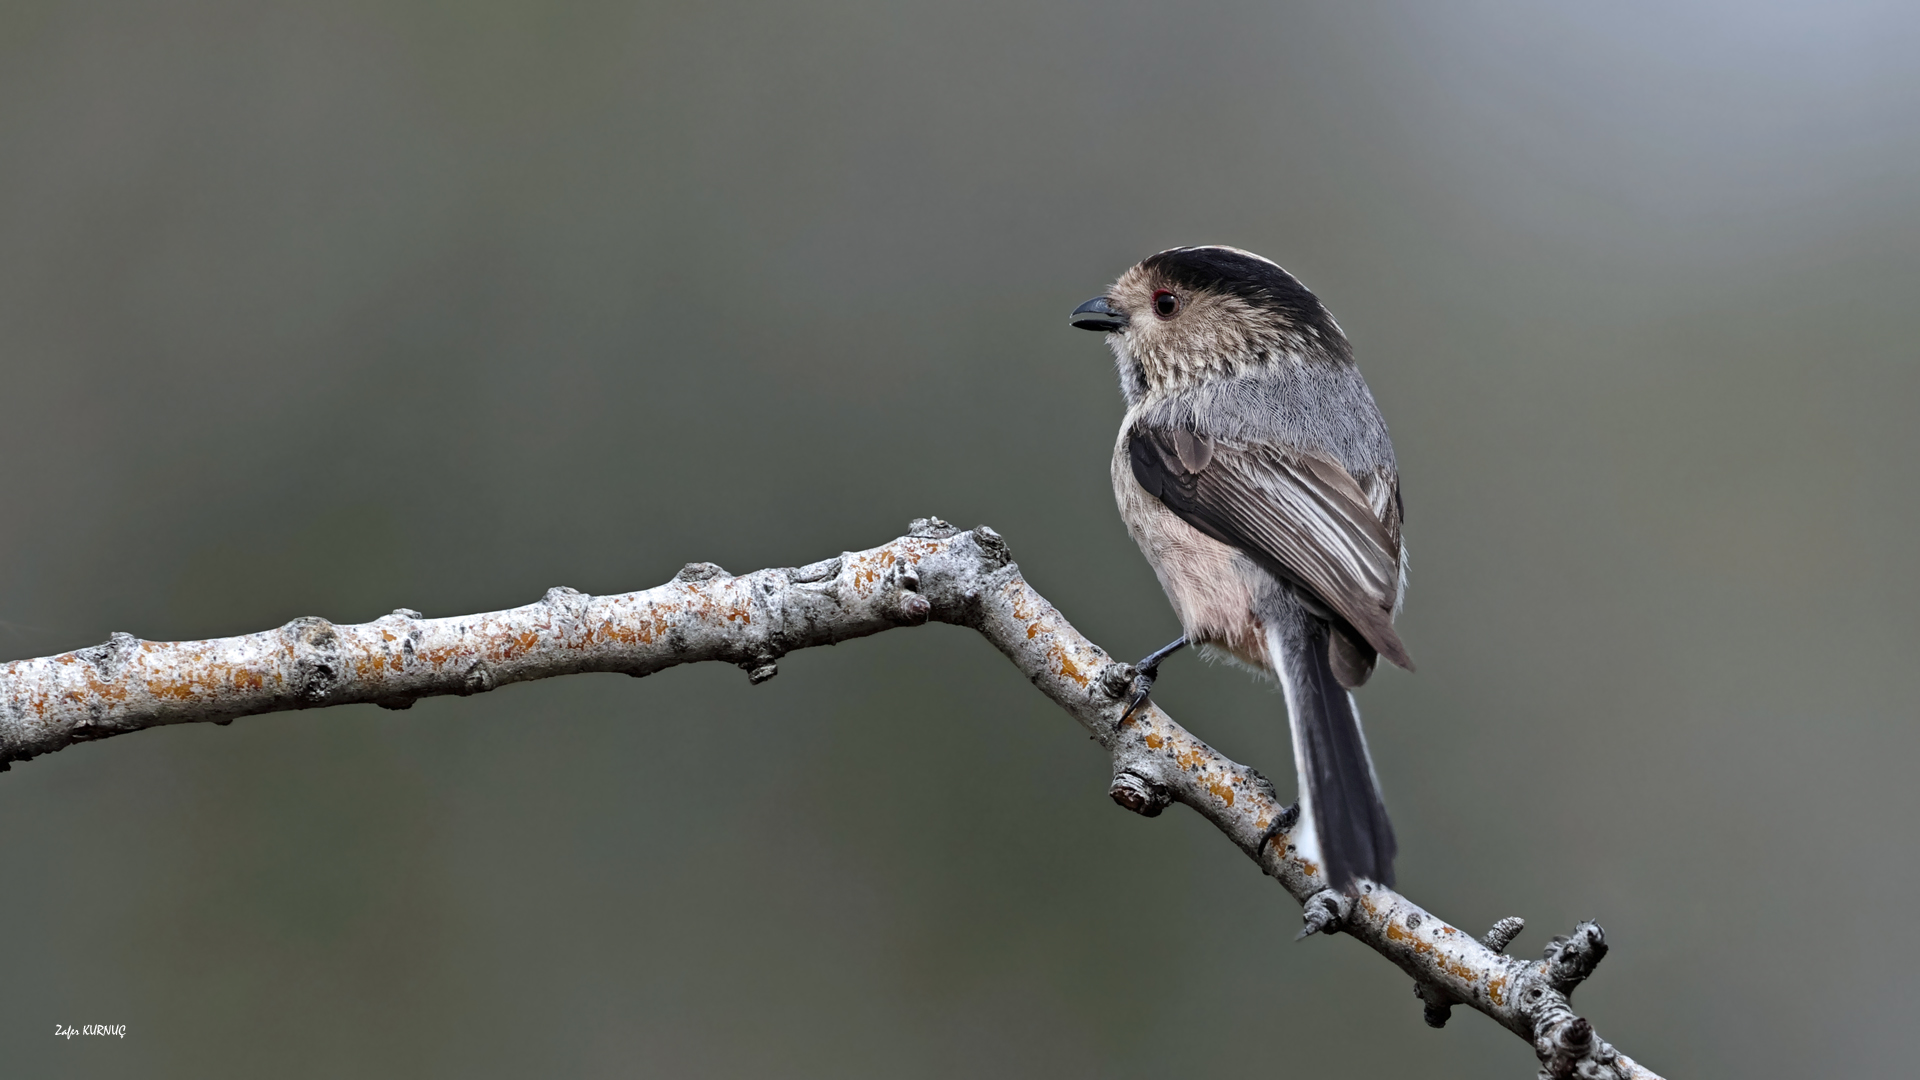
xmin=1071 ymin=296 xmax=1127 ymax=332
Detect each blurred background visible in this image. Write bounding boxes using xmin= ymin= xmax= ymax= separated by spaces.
xmin=2 ymin=0 xmax=1915 ymax=1075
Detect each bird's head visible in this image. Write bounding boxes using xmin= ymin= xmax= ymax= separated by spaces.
xmin=1072 ymin=245 xmax=1350 ymax=404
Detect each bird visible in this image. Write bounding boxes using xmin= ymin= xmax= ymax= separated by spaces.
xmin=1071 ymin=245 xmax=1411 ymax=892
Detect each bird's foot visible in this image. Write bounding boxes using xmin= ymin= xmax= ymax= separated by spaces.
xmin=1118 ymin=635 xmax=1188 ymax=726
xmin=1259 ymin=803 xmax=1301 ymax=855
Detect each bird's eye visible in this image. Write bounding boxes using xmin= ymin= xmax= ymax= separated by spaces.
xmin=1152 ymin=290 xmax=1181 ymax=318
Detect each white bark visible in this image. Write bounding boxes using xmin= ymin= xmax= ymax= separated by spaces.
xmin=0 ymin=518 xmax=1663 ymax=1079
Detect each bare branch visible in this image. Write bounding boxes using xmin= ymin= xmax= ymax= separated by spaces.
xmin=0 ymin=518 xmax=1664 ymax=1078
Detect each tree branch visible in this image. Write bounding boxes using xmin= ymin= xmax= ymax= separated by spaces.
xmin=0 ymin=518 xmax=1663 ymax=1078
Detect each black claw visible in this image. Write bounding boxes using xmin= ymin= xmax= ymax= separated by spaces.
xmin=1118 ymin=636 xmax=1188 ymax=726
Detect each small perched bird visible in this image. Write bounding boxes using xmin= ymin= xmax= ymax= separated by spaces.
xmin=1072 ymin=246 xmax=1411 ymax=891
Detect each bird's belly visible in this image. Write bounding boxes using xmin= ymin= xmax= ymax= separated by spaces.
xmin=1111 ymin=435 xmax=1269 ymax=670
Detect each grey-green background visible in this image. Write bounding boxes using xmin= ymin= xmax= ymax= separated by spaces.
xmin=3 ymin=1 xmax=1915 ymax=1076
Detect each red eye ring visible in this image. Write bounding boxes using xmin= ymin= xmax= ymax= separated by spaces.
xmin=1152 ymin=289 xmax=1181 ymax=318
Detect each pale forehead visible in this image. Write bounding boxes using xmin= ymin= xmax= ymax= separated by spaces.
xmin=1112 ymin=262 xmax=1156 ymax=292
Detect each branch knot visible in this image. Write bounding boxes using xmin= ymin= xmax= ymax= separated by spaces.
xmin=282 ymin=617 xmax=342 ymax=704
xmin=76 ymin=632 xmax=141 ymax=681
xmin=1534 ymin=1009 xmax=1623 ymax=1079
xmin=1108 ymin=769 xmax=1171 ymax=817
xmin=1096 ymin=661 xmax=1137 ymax=703
xmin=969 ymin=526 xmax=1012 ymax=570
xmin=1543 ymin=921 xmax=1607 ymax=995
xmin=888 ymin=557 xmax=930 ymax=625
xmin=1298 ymin=889 xmax=1349 ymax=939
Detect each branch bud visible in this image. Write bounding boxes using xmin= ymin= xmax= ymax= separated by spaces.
xmin=1413 ymin=982 xmax=1454 ymax=1028
xmin=1484 ymin=916 xmax=1526 ymax=954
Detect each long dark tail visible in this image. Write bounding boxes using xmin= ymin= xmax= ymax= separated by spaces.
xmin=1269 ymin=619 xmax=1397 ymax=891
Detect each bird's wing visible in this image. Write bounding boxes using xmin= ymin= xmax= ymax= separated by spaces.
xmin=1129 ymin=424 xmax=1412 ymax=670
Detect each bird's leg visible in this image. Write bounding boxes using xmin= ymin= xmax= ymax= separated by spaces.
xmin=1136 ymin=634 xmax=1190 ymax=679
xmin=1120 ymin=635 xmax=1188 ymax=724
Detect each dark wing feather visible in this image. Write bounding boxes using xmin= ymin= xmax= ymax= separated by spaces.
xmin=1130 ymin=426 xmax=1412 ymax=671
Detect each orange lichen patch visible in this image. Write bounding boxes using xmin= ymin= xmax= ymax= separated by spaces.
xmin=1144 ymin=732 xmax=1164 ymax=749
xmin=1175 ymin=748 xmax=1206 ymax=771
xmin=1206 ymin=779 xmax=1235 ymax=806
xmin=1016 ymin=594 xmax=1056 ymax=641
xmin=1051 ymin=642 xmax=1089 ymax=686
xmin=678 ymin=584 xmax=750 ymax=626
xmin=892 ymin=540 xmax=937 ymax=565
xmin=1298 ymin=858 xmax=1319 ymax=877
xmin=69 ymin=671 xmax=126 ymax=704
xmin=343 ymin=638 xmax=395 ymax=677
xmin=1488 ymin=974 xmax=1508 ymax=1006
xmin=1007 ymin=585 xmax=1047 ymax=630
xmin=843 ymin=552 xmax=888 ymax=592
xmin=1385 ymin=918 xmax=1483 ymax=984
xmin=598 ymin=609 xmax=660 ymax=645
xmin=1007 ymin=587 xmax=1033 ymax=616
xmin=145 ymin=673 xmax=210 ymax=701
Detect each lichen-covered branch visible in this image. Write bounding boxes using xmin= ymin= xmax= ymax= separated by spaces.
xmin=0 ymin=518 xmax=1663 ymax=1079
